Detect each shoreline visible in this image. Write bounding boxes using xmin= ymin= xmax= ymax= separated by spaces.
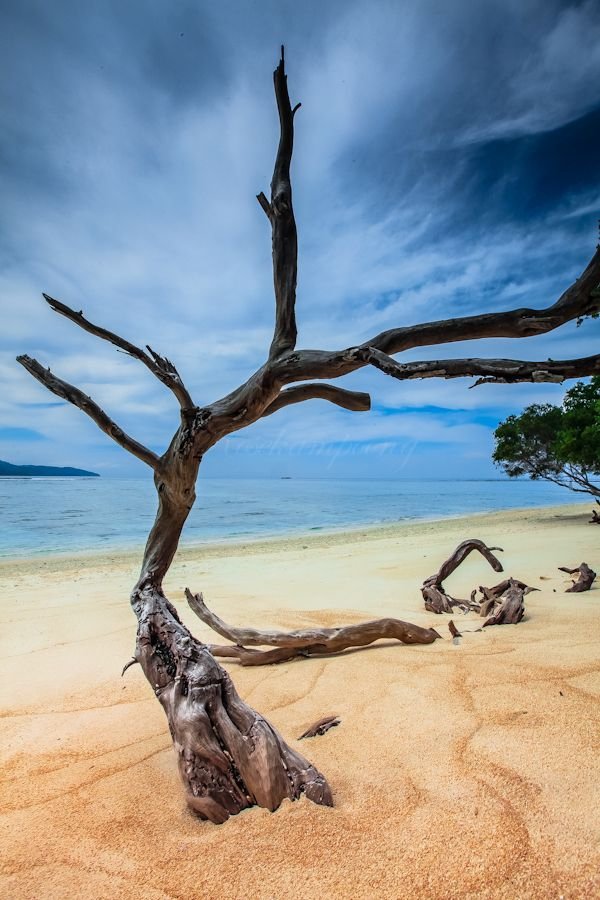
xmin=0 ymin=499 xmax=591 ymax=571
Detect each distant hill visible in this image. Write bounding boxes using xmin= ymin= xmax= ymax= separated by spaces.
xmin=0 ymin=459 xmax=100 ymax=477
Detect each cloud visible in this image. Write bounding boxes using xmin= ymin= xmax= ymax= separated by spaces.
xmin=1 ymin=0 xmax=598 ymax=476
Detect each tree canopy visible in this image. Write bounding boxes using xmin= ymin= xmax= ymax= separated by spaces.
xmin=493 ymin=376 xmax=600 ymax=501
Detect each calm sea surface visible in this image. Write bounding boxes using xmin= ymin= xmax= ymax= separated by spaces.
xmin=0 ymin=476 xmax=572 ymax=558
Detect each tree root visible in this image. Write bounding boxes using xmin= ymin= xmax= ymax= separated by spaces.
xmin=558 ymin=563 xmax=597 ymax=592
xmin=132 ymin=585 xmax=332 ymax=823
xmin=185 ymin=588 xmax=441 ymax=666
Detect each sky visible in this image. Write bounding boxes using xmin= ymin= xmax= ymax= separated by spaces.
xmin=1 ymin=0 xmax=599 ymax=479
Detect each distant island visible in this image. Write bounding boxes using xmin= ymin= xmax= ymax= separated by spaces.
xmin=0 ymin=459 xmax=100 ymax=477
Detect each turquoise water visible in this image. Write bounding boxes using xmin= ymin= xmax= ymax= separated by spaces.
xmin=0 ymin=476 xmax=573 ymax=558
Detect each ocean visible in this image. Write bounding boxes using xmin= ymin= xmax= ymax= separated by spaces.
xmin=0 ymin=476 xmax=574 ymax=558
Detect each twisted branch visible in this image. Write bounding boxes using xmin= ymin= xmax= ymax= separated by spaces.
xmin=186 ymin=589 xmax=441 ymax=664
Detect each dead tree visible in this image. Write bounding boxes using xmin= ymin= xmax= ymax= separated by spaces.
xmin=17 ymin=48 xmax=600 ymax=824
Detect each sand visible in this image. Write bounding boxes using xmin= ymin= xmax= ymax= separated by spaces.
xmin=0 ymin=502 xmax=599 ymax=899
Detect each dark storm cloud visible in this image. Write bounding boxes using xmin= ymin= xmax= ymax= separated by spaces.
xmin=1 ymin=0 xmax=599 ymax=476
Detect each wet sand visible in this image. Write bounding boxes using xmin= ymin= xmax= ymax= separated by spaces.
xmin=1 ymin=503 xmax=599 ymax=899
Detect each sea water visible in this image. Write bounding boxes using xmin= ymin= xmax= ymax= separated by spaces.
xmin=0 ymin=476 xmax=572 ymax=558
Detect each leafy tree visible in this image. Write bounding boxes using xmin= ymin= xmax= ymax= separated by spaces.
xmin=493 ymin=377 xmax=600 ymax=502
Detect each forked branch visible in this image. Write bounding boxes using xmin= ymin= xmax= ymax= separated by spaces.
xmin=264 ymin=246 xmax=600 ymax=392
xmin=43 ymin=294 xmax=195 ymax=410
xmin=16 ymin=355 xmax=159 ymax=469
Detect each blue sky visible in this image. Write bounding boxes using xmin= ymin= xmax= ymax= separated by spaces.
xmin=1 ymin=0 xmax=599 ymax=478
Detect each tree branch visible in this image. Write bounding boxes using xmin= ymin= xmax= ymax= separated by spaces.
xmin=42 ymin=294 xmax=195 ymax=410
xmin=266 ymin=45 xmax=298 ymax=359
xmin=360 ymin=347 xmax=600 ymax=386
xmin=16 ymin=355 xmax=160 ymax=470
xmin=261 ymin=384 xmax=371 ymax=417
xmin=185 ymin=589 xmax=441 ymax=655
xmin=274 ymin=346 xmax=600 ymax=391
xmin=269 ymin=247 xmax=600 ymax=386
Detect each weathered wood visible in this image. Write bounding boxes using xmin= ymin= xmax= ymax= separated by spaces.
xmin=267 ymin=45 xmax=299 ymax=359
xmin=476 ymin=578 xmax=537 ymax=626
xmin=421 ymin=539 xmax=504 ymax=613
xmin=558 ymin=563 xmax=597 ymax=592
xmin=186 ymin=589 xmax=441 ymax=660
xmin=132 ymin=585 xmax=331 ymax=822
xmin=589 ymin=509 xmax=600 ymax=524
xmin=482 ymin=579 xmax=528 ymax=626
xmin=421 ymin=541 xmax=535 ymax=626
xmin=298 ymin=716 xmax=341 ymax=739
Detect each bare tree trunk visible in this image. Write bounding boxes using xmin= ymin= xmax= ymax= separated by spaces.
xmin=127 ymin=464 xmax=332 ymax=823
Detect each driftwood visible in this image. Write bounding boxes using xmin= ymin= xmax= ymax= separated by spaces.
xmin=186 ymin=589 xmax=441 ymax=666
xmin=298 ymin=716 xmax=341 ymax=739
xmin=420 ymin=541 xmax=537 ymax=625
xmin=558 ymin=563 xmax=597 ymax=593
xmin=480 ymin=578 xmax=533 ymax=626
xmin=590 ymin=509 xmax=600 ymax=524
xmin=421 ymin=539 xmax=504 ymax=613
xmin=16 ymin=46 xmax=600 ymax=826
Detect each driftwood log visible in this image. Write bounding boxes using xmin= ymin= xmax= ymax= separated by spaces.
xmin=421 ymin=539 xmax=504 ymax=613
xmin=186 ymin=589 xmax=441 ymax=666
xmin=558 ymin=563 xmax=597 ymax=592
xmin=16 ymin=47 xmax=600 ymax=825
xmin=590 ymin=509 xmax=600 ymax=524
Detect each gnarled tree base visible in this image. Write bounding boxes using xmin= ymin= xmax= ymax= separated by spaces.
xmin=131 ymin=585 xmax=332 ymax=823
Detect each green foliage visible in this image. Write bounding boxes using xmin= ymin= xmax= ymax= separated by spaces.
xmin=493 ymin=377 xmax=600 ymax=496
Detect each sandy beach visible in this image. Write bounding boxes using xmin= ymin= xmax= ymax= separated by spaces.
xmin=1 ymin=502 xmax=598 ymax=899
